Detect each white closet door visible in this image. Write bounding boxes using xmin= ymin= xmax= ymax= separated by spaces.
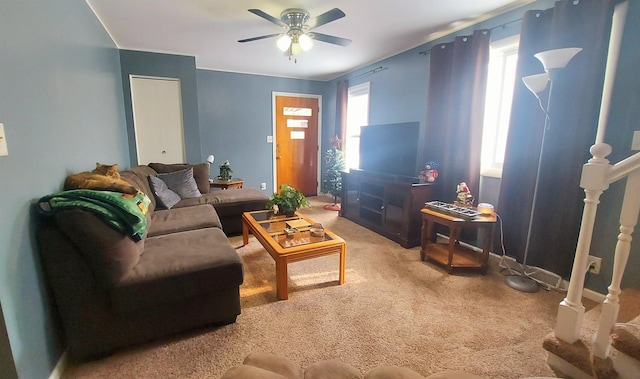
xmin=130 ymin=76 xmax=185 ymax=165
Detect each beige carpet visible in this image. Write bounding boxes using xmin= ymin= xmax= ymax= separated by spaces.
xmin=62 ymin=196 xmax=599 ymax=379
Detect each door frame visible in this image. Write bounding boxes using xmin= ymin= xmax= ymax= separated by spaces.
xmin=271 ymin=92 xmax=323 ymax=194
xmin=130 ymin=74 xmax=185 ymax=165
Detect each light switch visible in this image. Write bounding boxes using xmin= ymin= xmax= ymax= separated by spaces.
xmin=267 ymin=135 xmax=273 ymax=143
xmin=0 ymin=123 xmax=8 ymax=156
xmin=632 ymin=131 xmax=640 ymax=151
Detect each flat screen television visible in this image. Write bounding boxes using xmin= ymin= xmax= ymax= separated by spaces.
xmin=359 ymin=121 xmax=420 ymax=178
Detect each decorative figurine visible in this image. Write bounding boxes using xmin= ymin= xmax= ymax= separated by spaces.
xmin=419 ymin=161 xmax=439 ymax=183
xmin=456 ymin=182 xmax=474 ymax=205
xmin=218 ymin=160 xmax=233 ymax=181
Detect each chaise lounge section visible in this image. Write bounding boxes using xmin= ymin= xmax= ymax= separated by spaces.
xmin=36 ymin=163 xmax=269 ymax=360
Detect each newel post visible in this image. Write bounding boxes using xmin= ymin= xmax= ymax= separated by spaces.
xmin=554 ymin=143 xmax=611 ymax=343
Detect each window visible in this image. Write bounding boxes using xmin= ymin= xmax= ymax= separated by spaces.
xmin=481 ymin=35 xmax=519 ymax=178
xmin=345 ymin=82 xmax=370 ymax=169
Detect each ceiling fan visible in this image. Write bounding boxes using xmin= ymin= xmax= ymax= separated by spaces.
xmin=238 ymin=8 xmax=352 ymax=60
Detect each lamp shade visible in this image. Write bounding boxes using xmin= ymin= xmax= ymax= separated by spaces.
xmin=291 ymin=42 xmax=303 ymax=55
xmin=522 ymin=73 xmax=549 ymax=95
xmin=277 ymin=34 xmax=292 ymax=51
xmin=298 ymin=33 xmax=313 ymax=51
xmin=534 ymin=47 xmax=583 ymax=70
xmin=206 ymin=155 xmax=214 ymax=164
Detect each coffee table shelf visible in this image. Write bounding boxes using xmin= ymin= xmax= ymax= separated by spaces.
xmin=242 ymin=210 xmax=346 ymax=300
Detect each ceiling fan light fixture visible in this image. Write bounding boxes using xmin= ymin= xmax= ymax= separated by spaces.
xmin=277 ymin=34 xmax=292 ymax=51
xmin=291 ymin=42 xmax=303 ymax=55
xmin=298 ymin=33 xmax=313 ymax=51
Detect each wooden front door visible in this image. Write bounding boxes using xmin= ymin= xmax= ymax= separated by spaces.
xmin=275 ymin=95 xmax=319 ymax=196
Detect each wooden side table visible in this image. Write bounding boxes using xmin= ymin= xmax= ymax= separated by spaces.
xmin=210 ymin=178 xmax=243 ymax=190
xmin=420 ymin=208 xmax=496 ymax=274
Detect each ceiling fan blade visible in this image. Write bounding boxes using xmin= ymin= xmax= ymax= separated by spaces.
xmin=238 ymin=33 xmax=282 ymax=43
xmin=307 ymin=8 xmax=346 ymax=30
xmin=310 ymin=32 xmax=352 ymax=47
xmin=248 ymin=9 xmax=286 ymax=28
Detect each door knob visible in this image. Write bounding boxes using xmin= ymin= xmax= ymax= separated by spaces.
xmin=161 ymin=150 xmax=166 ymax=154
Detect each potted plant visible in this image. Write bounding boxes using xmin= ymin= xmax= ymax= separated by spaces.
xmin=267 ymin=184 xmax=310 ymax=216
xmin=321 ymin=142 xmax=346 ymax=211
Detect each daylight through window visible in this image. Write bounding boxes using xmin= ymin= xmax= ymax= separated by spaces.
xmin=345 ymin=82 xmax=370 ymax=169
xmin=481 ymin=35 xmax=519 ymax=178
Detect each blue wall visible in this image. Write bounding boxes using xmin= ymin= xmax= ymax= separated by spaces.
xmin=196 ymin=70 xmax=328 ymax=192
xmin=120 ymin=50 xmax=202 ymax=165
xmin=0 ymin=1 xmax=128 ymax=377
xmin=0 ymin=0 xmax=638 ymax=377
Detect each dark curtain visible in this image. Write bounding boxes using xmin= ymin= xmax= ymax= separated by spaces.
xmin=425 ymin=29 xmax=491 ymax=201
xmin=498 ymin=0 xmax=615 ymax=277
xmin=335 ymin=80 xmax=349 ymax=149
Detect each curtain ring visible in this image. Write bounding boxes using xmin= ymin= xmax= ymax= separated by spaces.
xmin=462 ymin=37 xmax=468 ymax=42
xmin=440 ymin=45 xmax=446 ymax=49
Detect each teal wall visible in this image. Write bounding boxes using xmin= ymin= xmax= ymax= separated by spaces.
xmin=0 ymin=1 xmax=128 ymax=377
xmin=196 ymin=70 xmax=328 ymax=192
xmin=120 ymin=50 xmax=202 ymax=165
xmin=0 ymin=0 xmax=638 ymax=377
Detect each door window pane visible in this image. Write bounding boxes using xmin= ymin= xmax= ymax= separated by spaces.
xmin=283 ymin=107 xmax=312 ymax=116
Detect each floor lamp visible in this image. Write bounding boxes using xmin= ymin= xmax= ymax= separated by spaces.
xmin=505 ymin=47 xmax=582 ymax=293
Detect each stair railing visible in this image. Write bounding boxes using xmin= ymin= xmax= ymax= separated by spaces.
xmin=554 ymin=144 xmax=640 ymax=359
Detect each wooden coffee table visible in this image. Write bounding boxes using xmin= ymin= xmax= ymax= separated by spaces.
xmin=242 ymin=210 xmax=346 ymax=300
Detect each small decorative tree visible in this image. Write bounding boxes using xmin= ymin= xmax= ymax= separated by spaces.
xmin=218 ymin=160 xmax=233 ymax=181
xmin=321 ymin=136 xmax=346 ymax=211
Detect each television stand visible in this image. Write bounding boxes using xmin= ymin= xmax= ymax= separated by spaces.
xmin=339 ymin=169 xmax=438 ymax=248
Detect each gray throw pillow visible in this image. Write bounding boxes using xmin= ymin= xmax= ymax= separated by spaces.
xmin=148 ymin=175 xmax=182 ymax=209
xmin=157 ymin=168 xmax=202 ymax=199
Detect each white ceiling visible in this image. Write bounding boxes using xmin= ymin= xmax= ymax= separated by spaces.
xmin=87 ymin=0 xmax=533 ymax=81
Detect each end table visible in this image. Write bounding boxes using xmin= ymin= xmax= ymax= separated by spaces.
xmin=420 ymin=208 xmax=496 ymax=274
xmin=210 ymin=178 xmax=243 ymax=190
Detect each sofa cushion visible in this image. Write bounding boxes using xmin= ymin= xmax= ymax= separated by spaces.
xmin=242 ymin=352 xmax=304 ymax=379
xmin=147 ymin=205 xmax=222 ymax=237
xmin=304 ymin=359 xmax=361 ymax=379
xmin=149 ymin=162 xmax=210 ymax=194
xmin=54 ymin=209 xmax=144 ymax=287
xmin=221 ymin=365 xmax=287 ymax=379
xmin=120 ymin=165 xmax=159 ymax=211
xmin=110 ymin=227 xmax=243 ymax=314
xmin=172 ymin=188 xmax=268 ymax=213
xmin=148 ymin=175 xmax=181 ymax=209
xmin=157 ymin=168 xmax=202 ymax=199
xmin=365 ymin=365 xmax=425 ymax=378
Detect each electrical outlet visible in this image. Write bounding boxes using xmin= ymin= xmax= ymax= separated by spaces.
xmin=260 ymin=182 xmax=266 ymax=190
xmin=588 ymin=255 xmax=602 ymax=274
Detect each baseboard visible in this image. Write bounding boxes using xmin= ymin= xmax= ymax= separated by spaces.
xmin=48 ymin=351 xmax=67 ymax=379
xmin=487 ymin=251 xmax=607 ymax=302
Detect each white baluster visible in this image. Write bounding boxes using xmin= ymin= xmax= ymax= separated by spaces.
xmin=593 ymin=168 xmax=640 ymax=358
xmin=555 ymin=143 xmax=611 ymax=343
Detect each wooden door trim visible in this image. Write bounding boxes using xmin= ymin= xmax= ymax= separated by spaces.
xmin=271 ymin=92 xmax=322 ymax=194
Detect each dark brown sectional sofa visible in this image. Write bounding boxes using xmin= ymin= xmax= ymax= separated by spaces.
xmin=37 ymin=163 xmax=269 ymax=361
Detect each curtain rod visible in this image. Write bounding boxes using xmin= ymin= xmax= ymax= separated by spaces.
xmin=418 ymin=17 xmax=523 ymax=56
xmin=353 ymin=66 xmax=388 ymax=79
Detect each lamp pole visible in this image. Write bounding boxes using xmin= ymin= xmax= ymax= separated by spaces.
xmin=505 ymin=47 xmax=582 ymax=293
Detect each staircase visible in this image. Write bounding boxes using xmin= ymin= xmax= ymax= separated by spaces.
xmin=541 ymin=3 xmax=640 ymax=377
